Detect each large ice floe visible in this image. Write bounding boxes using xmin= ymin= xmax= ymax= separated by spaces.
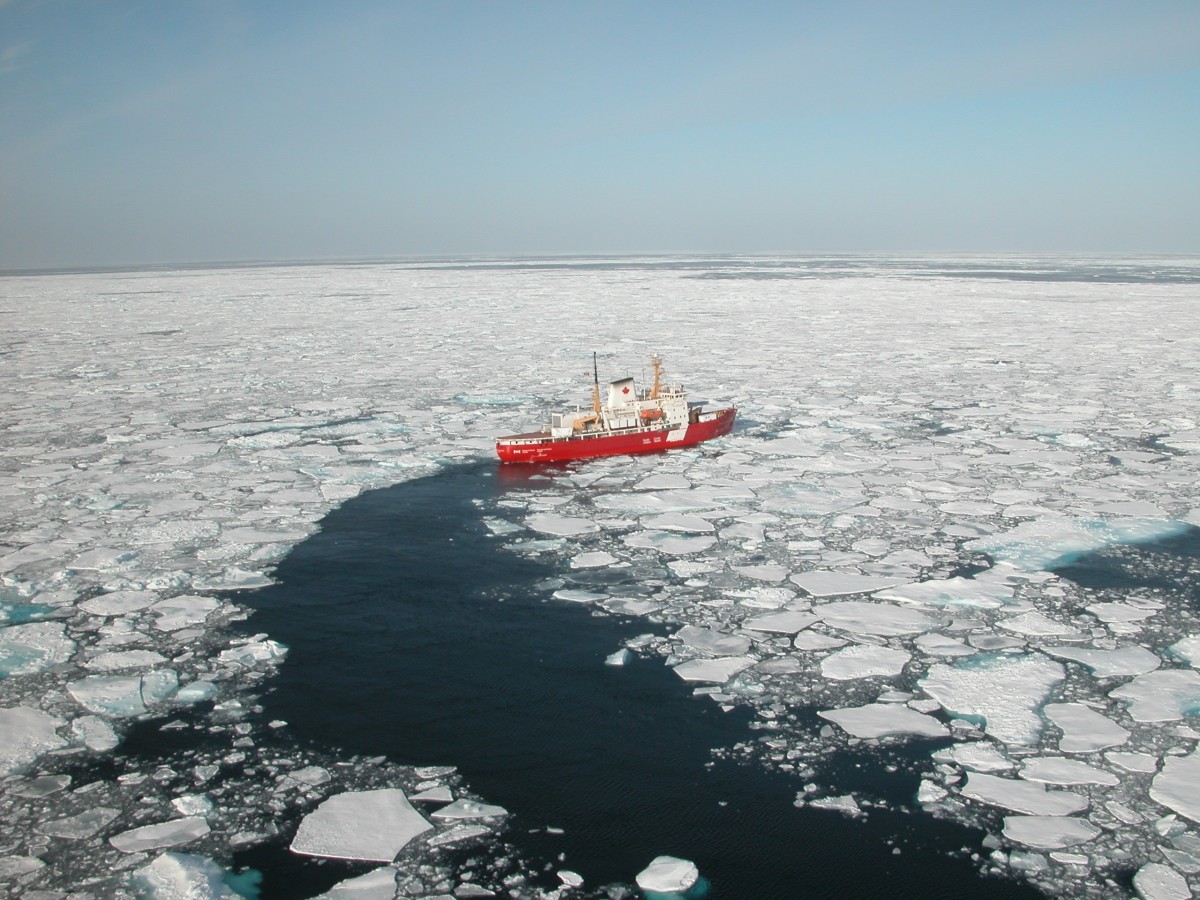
xmin=2 ymin=255 xmax=1199 ymax=897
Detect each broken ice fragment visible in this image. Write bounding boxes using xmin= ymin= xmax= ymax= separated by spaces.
xmin=818 ymin=703 xmax=948 ymax=739
xmin=672 ymin=657 xmax=755 ymax=683
xmin=819 ymin=645 xmax=911 ymax=681
xmin=816 ymin=600 xmax=935 ymax=637
xmin=0 ymin=621 xmax=75 ymax=675
xmin=742 ymin=610 xmax=818 ymax=634
xmin=920 ymin=655 xmax=1064 ymax=745
xmin=791 ymin=572 xmax=907 ymax=597
xmin=0 ymin=706 xmax=67 ymax=774
xmin=1132 ymin=862 xmax=1191 ymax=900
xmin=290 ymin=789 xmax=431 ymax=862
xmin=1045 ymin=645 xmax=1161 ymax=678
xmin=1002 ymin=816 xmax=1100 ymax=850
xmin=37 ymin=807 xmax=120 ymax=839
xmin=1150 ymin=751 xmax=1200 ymax=824
xmin=110 ymin=817 xmax=211 ymax=853
xmin=130 ymin=852 xmax=246 ymax=899
xmin=1110 ymin=669 xmax=1200 ymax=722
xmin=67 ymin=670 xmax=179 ymax=717
xmin=676 ymin=625 xmax=751 ymax=656
xmin=1019 ymin=757 xmax=1120 ymax=787
xmin=526 ymin=513 xmax=599 ymax=536
xmin=430 ymin=798 xmax=507 ymax=819
xmin=960 ymin=773 xmax=1088 ymax=816
xmin=1042 ymin=702 xmax=1129 ymax=753
xmin=635 ymin=855 xmax=699 ymax=894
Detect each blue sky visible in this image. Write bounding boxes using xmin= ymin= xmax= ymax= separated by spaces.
xmin=1 ymin=1 xmax=1198 ymax=268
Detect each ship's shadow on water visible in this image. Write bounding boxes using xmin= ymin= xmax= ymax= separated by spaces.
xmin=237 ymin=462 xmax=1040 ymax=899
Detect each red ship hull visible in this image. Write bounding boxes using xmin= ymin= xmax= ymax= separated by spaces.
xmin=496 ymin=407 xmax=736 ymax=464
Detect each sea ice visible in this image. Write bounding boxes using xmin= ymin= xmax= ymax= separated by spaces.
xmin=920 ymin=655 xmax=1064 ymax=744
xmin=67 ymin=670 xmax=180 ymax=716
xmin=1150 ymin=751 xmax=1200 ymax=824
xmin=1019 ymin=757 xmax=1120 ymax=787
xmin=815 ymin=600 xmax=935 ymax=636
xmin=151 ymin=595 xmax=221 ymax=632
xmin=966 ymin=516 xmax=1187 ymax=572
xmin=742 ymin=610 xmax=818 ymax=634
xmin=0 ymin=706 xmax=67 ymax=774
xmin=791 ymin=572 xmax=907 ymax=597
xmin=1132 ymin=862 xmax=1191 ymax=900
xmin=431 ymin=798 xmax=508 ymax=819
xmin=935 ymin=742 xmax=1015 ymax=773
xmin=290 ymin=789 xmax=431 ymax=862
xmin=792 ymin=631 xmax=848 ymax=651
xmin=317 ymin=867 xmax=401 ymax=898
xmin=1045 ymin=645 xmax=1162 ymax=678
xmin=623 ymin=530 xmax=716 ymax=554
xmin=998 ymin=612 xmax=1081 ymax=638
xmin=960 ymin=773 xmax=1088 ymax=816
xmin=818 ymin=703 xmax=948 ymax=739
xmin=672 ymin=657 xmax=755 ymax=683
xmin=819 ymin=645 xmax=911 ymax=681
xmin=675 ymin=625 xmax=752 ymax=656
xmin=525 ymin=513 xmax=599 ymax=536
xmin=1002 ymin=816 xmax=1100 ymax=850
xmin=1168 ymin=636 xmax=1200 ymax=667
xmin=131 ymin=852 xmax=243 ymax=899
xmin=1110 ymin=669 xmax=1200 ymax=722
xmin=109 ymin=817 xmax=211 ymax=853
xmin=1043 ymin=702 xmax=1130 ymax=753
xmin=877 ymin=575 xmax=1015 ymax=609
xmin=570 ymin=551 xmax=616 ymax=569
xmin=0 ymin=621 xmax=75 ymax=675
xmin=635 ymin=855 xmax=700 ymax=893
xmin=78 ymin=590 xmax=159 ymax=616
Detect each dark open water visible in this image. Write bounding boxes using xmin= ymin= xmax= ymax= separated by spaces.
xmin=230 ymin=462 xmax=1044 ymax=899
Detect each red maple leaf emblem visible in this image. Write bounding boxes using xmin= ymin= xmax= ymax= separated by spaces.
xmin=622 ymin=386 xmax=631 ymax=394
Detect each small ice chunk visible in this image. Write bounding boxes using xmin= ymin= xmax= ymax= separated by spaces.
xmin=818 ymin=703 xmax=948 ymax=739
xmin=643 ymin=512 xmax=714 ymax=532
xmin=1046 ymin=645 xmax=1161 ymax=678
xmin=966 ymin=516 xmax=1187 ymax=572
xmin=733 ymin=564 xmax=791 ymax=582
xmin=172 ymin=794 xmax=215 ymax=817
xmin=71 ymin=714 xmax=119 ymax=751
xmin=672 ymin=657 xmax=755 ymax=683
xmin=175 ymin=681 xmax=217 ymax=704
xmin=430 ymin=799 xmax=507 ymax=819
xmin=960 ymin=773 xmax=1088 ymax=816
xmin=218 ymin=638 xmax=287 ymax=667
xmin=84 ymin=649 xmax=169 ymax=671
xmin=941 ymin=742 xmax=1014 ymax=772
xmin=79 ymin=590 xmax=158 ymax=616
xmin=636 ymin=855 xmax=700 ymax=893
xmin=317 ymin=866 xmax=400 ymax=898
xmin=409 ymin=786 xmax=453 ymax=803
xmin=1043 ymin=702 xmax=1130 ymax=753
xmin=1150 ymin=751 xmax=1200 ymax=824
xmin=570 ymin=551 xmax=616 ymax=569
xmin=526 ymin=513 xmax=599 ymax=536
xmin=820 ymin=645 xmax=911 ymax=681
xmin=1168 ymin=636 xmax=1200 ymax=667
xmin=131 ymin=853 xmax=243 ymax=899
xmin=291 ymin=789 xmax=431 ymax=862
xmin=807 ymin=794 xmax=863 ymax=817
xmin=623 ymin=530 xmax=716 ymax=554
xmin=1019 ymin=757 xmax=1120 ymax=786
xmin=37 ymin=806 xmax=120 ymax=839
xmin=816 ymin=600 xmax=935 ymax=637
xmin=557 ymin=870 xmax=584 ymax=888
xmin=998 ymin=612 xmax=1081 ymax=638
xmin=878 ymin=576 xmax=1013 ymax=609
xmin=0 ymin=622 xmax=75 ymax=675
xmin=1106 ymin=751 xmax=1160 ymax=773
xmin=552 ymin=589 xmax=608 ymax=604
xmin=676 ymin=625 xmax=752 ymax=656
xmin=605 ymin=649 xmax=632 ymax=666
xmin=151 ymin=595 xmax=221 ymax=632
xmin=920 ymin=655 xmax=1065 ymax=744
xmin=68 ymin=670 xmax=179 ymax=717
xmin=914 ymin=632 xmax=975 ymax=657
xmin=1132 ymin=862 xmax=1191 ymax=900
xmin=742 ymin=610 xmax=818 ymax=634
xmin=110 ymin=817 xmax=211 ymax=853
xmin=792 ymin=631 xmax=847 ymax=651
xmin=1002 ymin=816 xmax=1100 ymax=850
xmin=918 ymin=780 xmax=948 ymax=803
xmin=1111 ymin=669 xmax=1200 ymax=722
xmin=792 ymin=572 xmax=907 ymax=597
xmin=0 ymin=706 xmax=67 ymax=774
xmin=1087 ymin=602 xmax=1157 ymax=624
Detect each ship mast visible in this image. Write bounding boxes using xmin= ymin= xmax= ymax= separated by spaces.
xmin=591 ymin=352 xmax=602 ymax=414
xmin=650 ymin=353 xmax=663 ymax=400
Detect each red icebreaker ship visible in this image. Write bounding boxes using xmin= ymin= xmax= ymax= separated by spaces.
xmin=496 ymin=354 xmax=736 ymax=464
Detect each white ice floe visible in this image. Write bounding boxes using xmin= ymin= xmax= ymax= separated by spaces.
xmin=570 ymin=551 xmax=617 ymax=569
xmin=551 ymin=589 xmax=608 ymax=604
xmin=819 ymin=645 xmax=911 ymax=681
xmin=1150 ymin=751 xmax=1200 ymax=824
xmin=151 ymin=595 xmax=221 ymax=632
xmin=877 ymin=574 xmax=1015 ymax=609
xmin=672 ymin=657 xmax=755 ymax=683
xmin=317 ymin=867 xmax=402 ymax=898
xmin=934 ymin=742 xmax=1014 ymax=773
xmin=815 ymin=600 xmax=935 ymax=637
xmin=1019 ymin=757 xmax=1120 ymax=787
xmin=217 ymin=637 xmax=287 ymax=667
xmin=525 ymin=513 xmax=600 ymax=536
xmin=998 ymin=612 xmax=1081 ymax=638
xmin=920 ymin=655 xmax=1064 ymax=744
xmin=430 ymin=798 xmax=508 ymax=819
xmin=1045 ymin=645 xmax=1161 ymax=678
xmin=1168 ymin=636 xmax=1200 ymax=667
xmin=806 ymin=794 xmax=863 ymax=817
xmin=1042 ymin=702 xmax=1130 ymax=753
xmin=960 ymin=772 xmax=1088 ymax=816
xmin=966 ymin=516 xmax=1188 ymax=571
xmin=0 ymin=622 xmax=75 ymax=675
xmin=131 ymin=853 xmax=243 ymax=899
xmin=623 ymin=530 xmax=716 ymax=554
xmin=1132 ymin=862 xmax=1192 ymax=900
xmin=71 ymin=714 xmax=119 ymax=751
xmin=675 ymin=625 xmax=752 ymax=656
xmin=110 ymin=817 xmax=211 ymax=853
xmin=78 ymin=590 xmax=159 ymax=616
xmin=1110 ymin=669 xmax=1200 ymax=722
xmin=792 ymin=631 xmax=848 ymax=651
xmin=290 ymin=789 xmax=431 ymax=862
xmin=818 ymin=703 xmax=948 ymax=739
xmin=791 ymin=572 xmax=907 ymax=597
xmin=1002 ymin=816 xmax=1100 ymax=850
xmin=742 ymin=610 xmax=818 ymax=634
xmin=635 ymin=855 xmax=700 ymax=893
xmin=67 ymin=670 xmax=179 ymax=716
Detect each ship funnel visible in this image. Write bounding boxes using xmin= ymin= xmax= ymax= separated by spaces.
xmin=608 ymin=377 xmax=636 ymax=409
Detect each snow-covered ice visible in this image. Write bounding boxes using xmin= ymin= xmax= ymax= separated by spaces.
xmin=818 ymin=703 xmax=948 ymax=739
xmin=290 ymin=789 xmax=431 ymax=862
xmin=635 ymin=855 xmax=700 ymax=893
